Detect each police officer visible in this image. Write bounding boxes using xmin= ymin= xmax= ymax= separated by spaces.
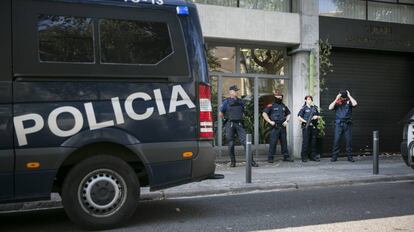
xmin=220 ymin=85 xmax=258 ymax=168
xmin=328 ymin=90 xmax=358 ymax=162
xmin=298 ymin=95 xmax=321 ymax=162
xmin=262 ymin=90 xmax=292 ymax=163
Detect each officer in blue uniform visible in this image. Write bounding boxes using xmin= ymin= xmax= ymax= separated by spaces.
xmin=220 ymin=85 xmax=258 ymax=168
xmin=262 ymin=90 xmax=292 ymax=163
xmin=298 ymin=96 xmax=321 ymax=162
xmin=328 ymin=90 xmax=358 ymax=162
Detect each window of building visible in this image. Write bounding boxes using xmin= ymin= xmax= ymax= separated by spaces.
xmin=187 ymin=0 xmax=291 ymax=12
xmin=207 ymin=44 xmax=290 ymax=151
xmin=368 ymin=1 xmax=414 ymax=24
xmin=240 ymin=48 xmax=287 ymax=75
xmin=400 ymin=0 xmax=414 ymax=4
xmin=207 ymin=46 xmax=236 ymax=73
xmin=99 ymin=19 xmax=173 ymax=65
xmin=189 ymin=0 xmax=238 ymax=7
xmin=38 ymin=15 xmax=94 ymax=63
xmin=239 ymin=0 xmax=290 ymax=12
xmin=319 ymin=0 xmax=366 ymax=20
xmin=320 ymin=0 xmax=414 ymax=25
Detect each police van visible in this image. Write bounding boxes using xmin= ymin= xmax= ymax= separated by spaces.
xmin=401 ymin=108 xmax=414 ymax=169
xmin=0 ymin=0 xmax=216 ymax=229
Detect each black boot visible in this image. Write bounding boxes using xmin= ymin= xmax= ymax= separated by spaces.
xmin=310 ymin=157 xmax=320 ymax=162
xmin=230 ymin=156 xmax=236 ymax=168
xmin=251 ymin=160 xmax=259 ymax=167
xmin=283 ymin=155 xmax=294 ymax=162
xmin=348 ymin=157 xmax=355 ymax=162
xmin=331 ymin=156 xmax=337 ymax=162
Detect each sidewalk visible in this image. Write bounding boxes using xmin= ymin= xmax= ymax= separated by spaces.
xmin=1 ymin=155 xmax=413 ymax=212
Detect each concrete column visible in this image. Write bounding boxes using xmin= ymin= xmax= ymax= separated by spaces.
xmin=291 ymin=0 xmax=320 ymax=159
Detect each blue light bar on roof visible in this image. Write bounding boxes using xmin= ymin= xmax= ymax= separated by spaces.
xmin=176 ymin=6 xmax=189 ymax=15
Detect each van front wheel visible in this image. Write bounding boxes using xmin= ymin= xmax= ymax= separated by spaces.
xmin=61 ymin=155 xmax=139 ymax=230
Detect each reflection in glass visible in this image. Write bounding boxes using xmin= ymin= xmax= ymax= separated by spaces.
xmin=187 ymin=0 xmax=238 ymax=7
xmin=207 ymin=46 xmax=236 ymax=73
xmin=368 ymin=2 xmax=414 ymax=25
xmin=239 ymin=0 xmax=290 ymax=12
xmin=258 ymin=79 xmax=289 ymax=144
xmin=187 ymin=0 xmax=290 ymax=12
xmin=319 ymin=0 xmax=366 ymax=20
xmin=38 ymin=15 xmax=94 ymax=62
xmin=400 ymin=0 xmax=414 ymax=4
xmin=240 ymin=48 xmax=286 ymax=75
xmin=100 ymin=19 xmax=172 ymax=64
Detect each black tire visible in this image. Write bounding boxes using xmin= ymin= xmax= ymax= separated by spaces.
xmin=402 ymin=151 xmax=409 ymax=166
xmin=61 ymin=155 xmax=139 ymax=230
xmin=403 ymin=143 xmax=414 ymax=170
xmin=410 ymin=144 xmax=414 ymax=170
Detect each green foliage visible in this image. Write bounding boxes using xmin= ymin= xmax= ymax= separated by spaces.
xmin=242 ymin=96 xmax=273 ymax=144
xmin=240 ymin=48 xmax=285 ymax=75
xmin=316 ymin=108 xmax=326 ymax=138
xmin=318 ymin=39 xmax=334 ymax=92
xmin=206 ymin=49 xmax=221 ymax=71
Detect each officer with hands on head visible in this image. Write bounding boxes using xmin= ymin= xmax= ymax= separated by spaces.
xmin=298 ymin=95 xmax=321 ymax=162
xmin=328 ymin=90 xmax=358 ymax=162
xmin=262 ymin=90 xmax=292 ymax=163
xmin=220 ymin=85 xmax=258 ymax=168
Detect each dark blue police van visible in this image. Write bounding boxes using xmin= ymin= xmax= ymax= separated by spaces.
xmin=0 ymin=0 xmax=216 ymax=229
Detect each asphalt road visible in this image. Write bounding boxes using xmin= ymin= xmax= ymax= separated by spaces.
xmin=1 ymin=181 xmax=414 ymax=232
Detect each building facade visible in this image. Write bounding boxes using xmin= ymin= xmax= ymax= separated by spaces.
xmin=190 ymin=0 xmax=414 ymax=158
xmin=319 ymin=0 xmax=414 ymax=154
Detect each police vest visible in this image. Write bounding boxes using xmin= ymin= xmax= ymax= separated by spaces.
xmin=335 ymin=101 xmax=352 ymax=122
xmin=301 ymin=105 xmax=317 ymax=121
xmin=270 ymin=103 xmax=286 ymax=123
xmin=227 ymin=99 xmax=244 ymax=121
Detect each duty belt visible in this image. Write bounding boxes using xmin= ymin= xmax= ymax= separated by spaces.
xmin=338 ymin=119 xmax=352 ymax=124
xmin=227 ymin=120 xmax=243 ymax=128
xmin=272 ymin=122 xmax=284 ymax=128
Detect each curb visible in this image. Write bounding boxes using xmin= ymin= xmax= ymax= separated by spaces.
xmin=1 ymin=174 xmax=414 ymax=213
xmin=161 ymin=174 xmax=414 ymax=199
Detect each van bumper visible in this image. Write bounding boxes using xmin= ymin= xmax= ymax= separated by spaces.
xmin=192 ymin=141 xmax=216 ymax=181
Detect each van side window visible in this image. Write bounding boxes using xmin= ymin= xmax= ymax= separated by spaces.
xmin=38 ymin=15 xmax=94 ymax=63
xmin=99 ymin=19 xmax=172 ymax=65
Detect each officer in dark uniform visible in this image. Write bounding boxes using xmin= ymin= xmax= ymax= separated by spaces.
xmin=328 ymin=90 xmax=358 ymax=162
xmin=262 ymin=90 xmax=292 ymax=163
xmin=220 ymin=85 xmax=258 ymax=168
xmin=298 ymin=95 xmax=321 ymax=162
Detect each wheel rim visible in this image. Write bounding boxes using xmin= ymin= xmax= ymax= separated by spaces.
xmin=78 ymin=169 xmax=127 ymax=218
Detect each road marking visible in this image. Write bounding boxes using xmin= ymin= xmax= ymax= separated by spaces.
xmin=255 ymin=215 xmax=414 ymax=232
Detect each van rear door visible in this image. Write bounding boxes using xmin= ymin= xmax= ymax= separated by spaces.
xmin=0 ymin=0 xmax=14 ymax=201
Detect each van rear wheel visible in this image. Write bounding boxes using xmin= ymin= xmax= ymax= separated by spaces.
xmin=61 ymin=155 xmax=139 ymax=230
xmin=410 ymin=144 xmax=414 ymax=170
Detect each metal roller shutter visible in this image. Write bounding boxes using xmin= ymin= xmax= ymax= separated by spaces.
xmin=320 ymin=48 xmax=414 ymax=155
